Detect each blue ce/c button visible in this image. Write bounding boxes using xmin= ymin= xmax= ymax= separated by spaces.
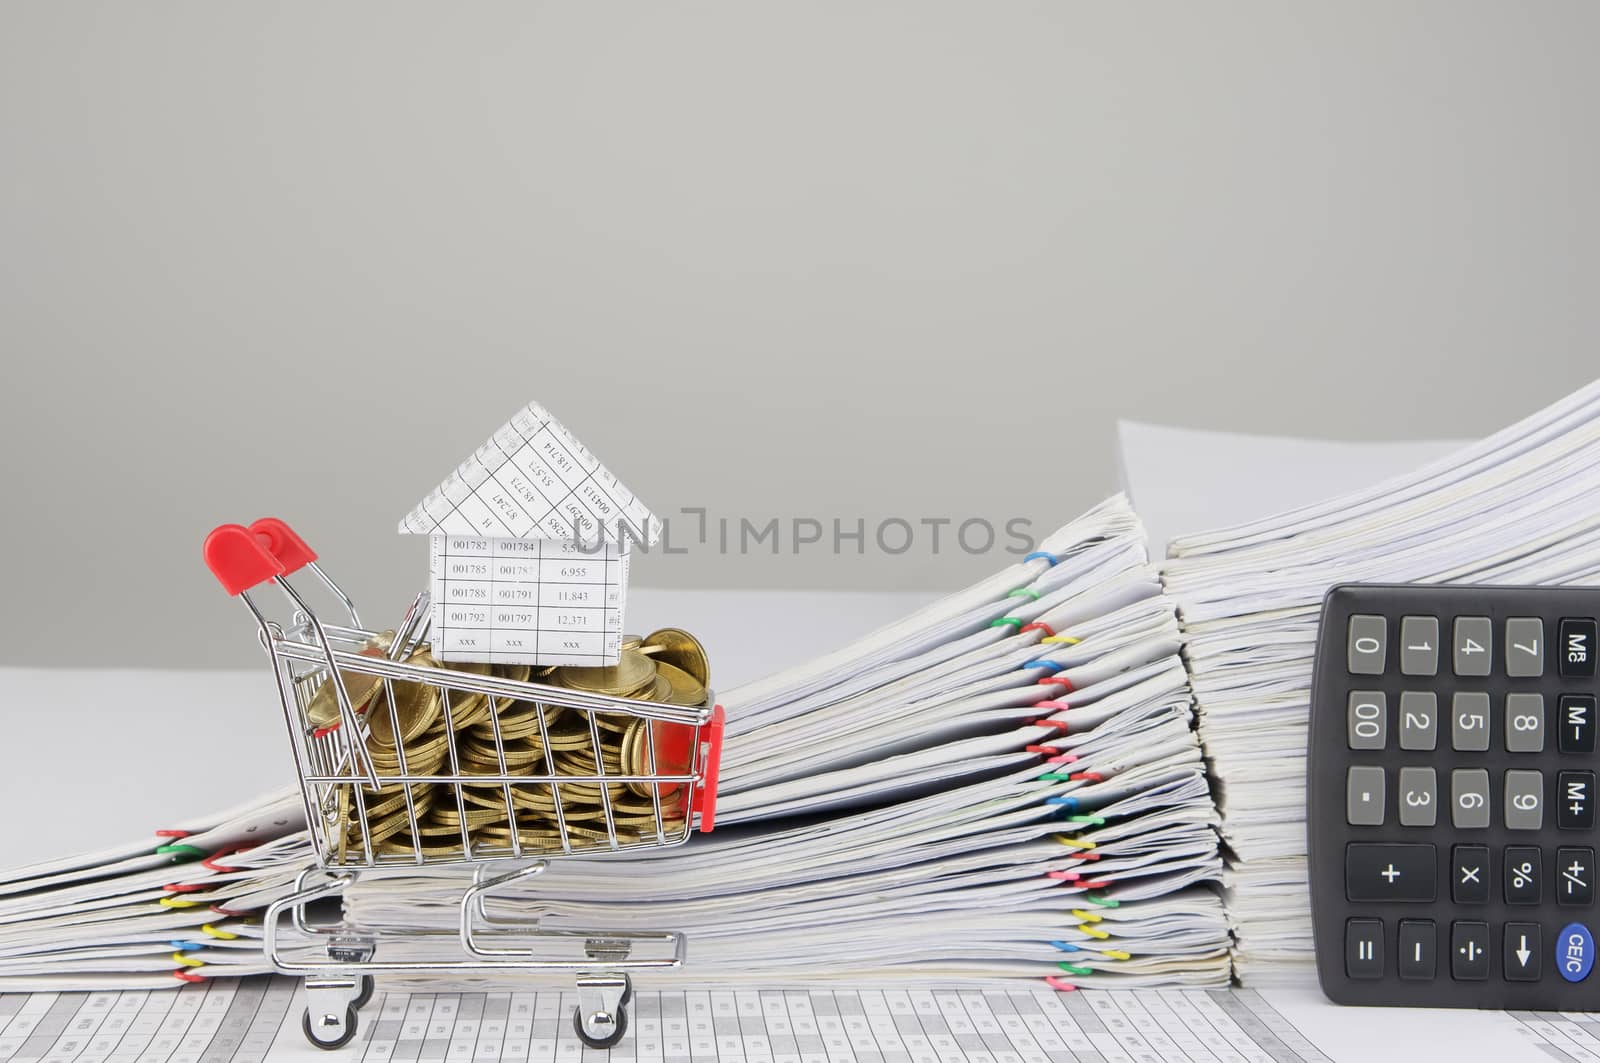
xmin=1560 ymin=923 xmax=1594 ymax=983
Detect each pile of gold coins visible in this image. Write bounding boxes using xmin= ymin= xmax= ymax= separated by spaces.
xmin=303 ymin=629 xmax=711 ymax=863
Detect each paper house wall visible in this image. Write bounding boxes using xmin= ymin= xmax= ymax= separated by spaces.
xmin=399 ymin=401 xmax=661 ymax=666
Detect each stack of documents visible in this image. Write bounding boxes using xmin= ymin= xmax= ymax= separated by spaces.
xmin=1162 ymin=377 xmax=1600 ymax=982
xmin=0 ymin=794 xmax=306 ymax=987
xmin=0 ymin=497 xmax=1230 ymax=990
xmin=342 ymin=496 xmax=1229 ymax=987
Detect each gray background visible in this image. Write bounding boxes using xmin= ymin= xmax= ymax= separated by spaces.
xmin=1 ymin=2 xmax=1595 ymax=668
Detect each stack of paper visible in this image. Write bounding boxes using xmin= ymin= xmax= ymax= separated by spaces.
xmin=0 ymin=793 xmax=306 ymax=988
xmin=342 ymin=496 xmax=1229 ymax=987
xmin=1162 ymin=378 xmax=1600 ymax=982
xmin=0 ymin=497 xmax=1230 ymax=990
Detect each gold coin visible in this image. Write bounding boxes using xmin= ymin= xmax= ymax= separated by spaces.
xmin=373 ymin=836 xmax=473 ymax=860
xmin=366 ymin=731 xmax=451 ymax=774
xmin=305 ymin=631 xmax=396 ymax=729
xmin=623 ymin=717 xmax=699 ymax=799
xmin=415 ymin=809 xmax=505 ymax=835
xmin=465 ymin=783 xmax=560 ymax=814
xmin=473 ymin=702 xmax=556 ymax=741
xmin=654 ymin=661 xmax=707 ymax=708
xmin=640 ymin=628 xmax=709 ymax=689
xmin=366 ymin=653 xmax=443 ymax=747
xmin=459 ymin=736 xmax=548 ymax=770
xmin=474 ymin=821 xmax=622 ymax=845
xmin=355 ymin=782 xmax=436 ymax=821
xmin=341 ymin=803 xmax=413 ymax=852
xmin=610 ymin=806 xmax=687 ymax=831
xmin=539 ymin=715 xmax=605 ymax=753
xmin=552 ymin=649 xmax=655 ymax=697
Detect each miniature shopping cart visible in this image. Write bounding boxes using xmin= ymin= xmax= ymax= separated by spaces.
xmin=203 ymin=519 xmax=725 ymax=1050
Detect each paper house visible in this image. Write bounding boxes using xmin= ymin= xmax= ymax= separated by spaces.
xmin=399 ymin=401 xmax=661 ymax=666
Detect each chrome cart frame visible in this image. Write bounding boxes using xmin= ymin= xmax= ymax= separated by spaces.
xmin=203 ymin=519 xmax=724 ymax=1050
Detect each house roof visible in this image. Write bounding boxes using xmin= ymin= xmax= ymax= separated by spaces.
xmin=398 ymin=400 xmax=662 ymax=546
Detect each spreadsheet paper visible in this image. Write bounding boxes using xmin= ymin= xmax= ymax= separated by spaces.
xmin=0 ymin=978 xmax=1589 ymax=1063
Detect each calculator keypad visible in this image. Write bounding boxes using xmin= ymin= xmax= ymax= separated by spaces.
xmin=1312 ymin=585 xmax=1600 ymax=1009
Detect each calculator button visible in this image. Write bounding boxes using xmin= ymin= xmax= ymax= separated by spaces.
xmin=1505 ymin=693 xmax=1546 ymax=753
xmin=1504 ymin=769 xmax=1545 ymax=831
xmin=1346 ymin=843 xmax=1436 ymax=902
xmin=1557 ymin=847 xmax=1594 ymax=906
xmin=1558 ymin=923 xmax=1595 ymax=983
xmin=1559 ymin=618 xmax=1597 ymax=677
xmin=1346 ymin=919 xmax=1384 ymax=980
xmin=1451 ymin=922 xmax=1490 ymax=981
xmin=1398 ymin=691 xmax=1437 ymax=751
xmin=1505 ymin=618 xmax=1545 ymax=677
xmin=1398 ymin=920 xmax=1436 ymax=981
xmin=1452 ymin=845 xmax=1490 ymax=904
xmin=1398 ymin=767 xmax=1437 ymax=828
xmin=1451 ymin=692 xmax=1491 ymax=752
xmin=1348 ymin=615 xmax=1388 ymax=675
xmin=1346 ymin=766 xmax=1386 ymax=826
xmin=1504 ymin=923 xmax=1542 ymax=982
xmin=1451 ymin=768 xmax=1491 ymax=829
xmin=1347 ymin=691 xmax=1387 ymax=750
xmin=1399 ymin=616 xmax=1439 ymax=676
xmin=1559 ymin=770 xmax=1595 ymax=830
xmin=1453 ymin=617 xmax=1493 ymax=677
xmin=1505 ymin=846 xmax=1542 ymax=904
xmin=1560 ymin=694 xmax=1596 ymax=753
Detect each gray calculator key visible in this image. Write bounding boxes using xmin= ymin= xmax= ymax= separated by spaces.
xmin=1504 ymin=769 xmax=1544 ymax=830
xmin=1506 ymin=617 xmax=1545 ymax=677
xmin=1453 ymin=616 xmax=1493 ymax=677
xmin=1400 ymin=616 xmax=1440 ymax=676
xmin=1399 ymin=691 xmax=1438 ymax=751
xmin=1398 ymin=767 xmax=1437 ymax=827
xmin=1348 ymin=766 xmax=1386 ymax=826
xmin=1452 ymin=768 xmax=1491 ymax=829
xmin=1348 ymin=615 xmax=1388 ymax=675
xmin=1505 ymin=693 xmax=1546 ymax=753
xmin=1452 ymin=691 xmax=1492 ymax=752
xmin=1348 ymin=691 xmax=1387 ymax=750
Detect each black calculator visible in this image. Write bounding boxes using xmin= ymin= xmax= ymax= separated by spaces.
xmin=1308 ymin=583 xmax=1600 ymax=1008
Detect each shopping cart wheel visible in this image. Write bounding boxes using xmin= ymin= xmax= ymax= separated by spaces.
xmin=573 ymin=1002 xmax=628 ymax=1049
xmin=302 ymin=1005 xmax=359 ymax=1051
xmin=574 ymin=973 xmax=630 ymax=1048
xmin=353 ymin=975 xmax=376 ymax=1010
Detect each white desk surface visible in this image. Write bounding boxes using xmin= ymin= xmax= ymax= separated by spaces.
xmin=0 ymin=587 xmax=938 ymax=871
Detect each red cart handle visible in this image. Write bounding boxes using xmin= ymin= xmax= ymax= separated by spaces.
xmin=692 ymin=705 xmax=725 ymax=833
xmin=203 ymin=524 xmax=283 ymax=596
xmin=203 ymin=517 xmax=316 ymax=595
xmin=248 ymin=517 xmax=317 ymax=576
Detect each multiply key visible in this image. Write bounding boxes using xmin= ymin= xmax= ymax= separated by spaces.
xmin=1452 ymin=845 xmax=1490 ymax=904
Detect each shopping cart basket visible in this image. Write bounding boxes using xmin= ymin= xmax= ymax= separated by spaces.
xmin=203 ymin=519 xmax=725 ymax=1050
